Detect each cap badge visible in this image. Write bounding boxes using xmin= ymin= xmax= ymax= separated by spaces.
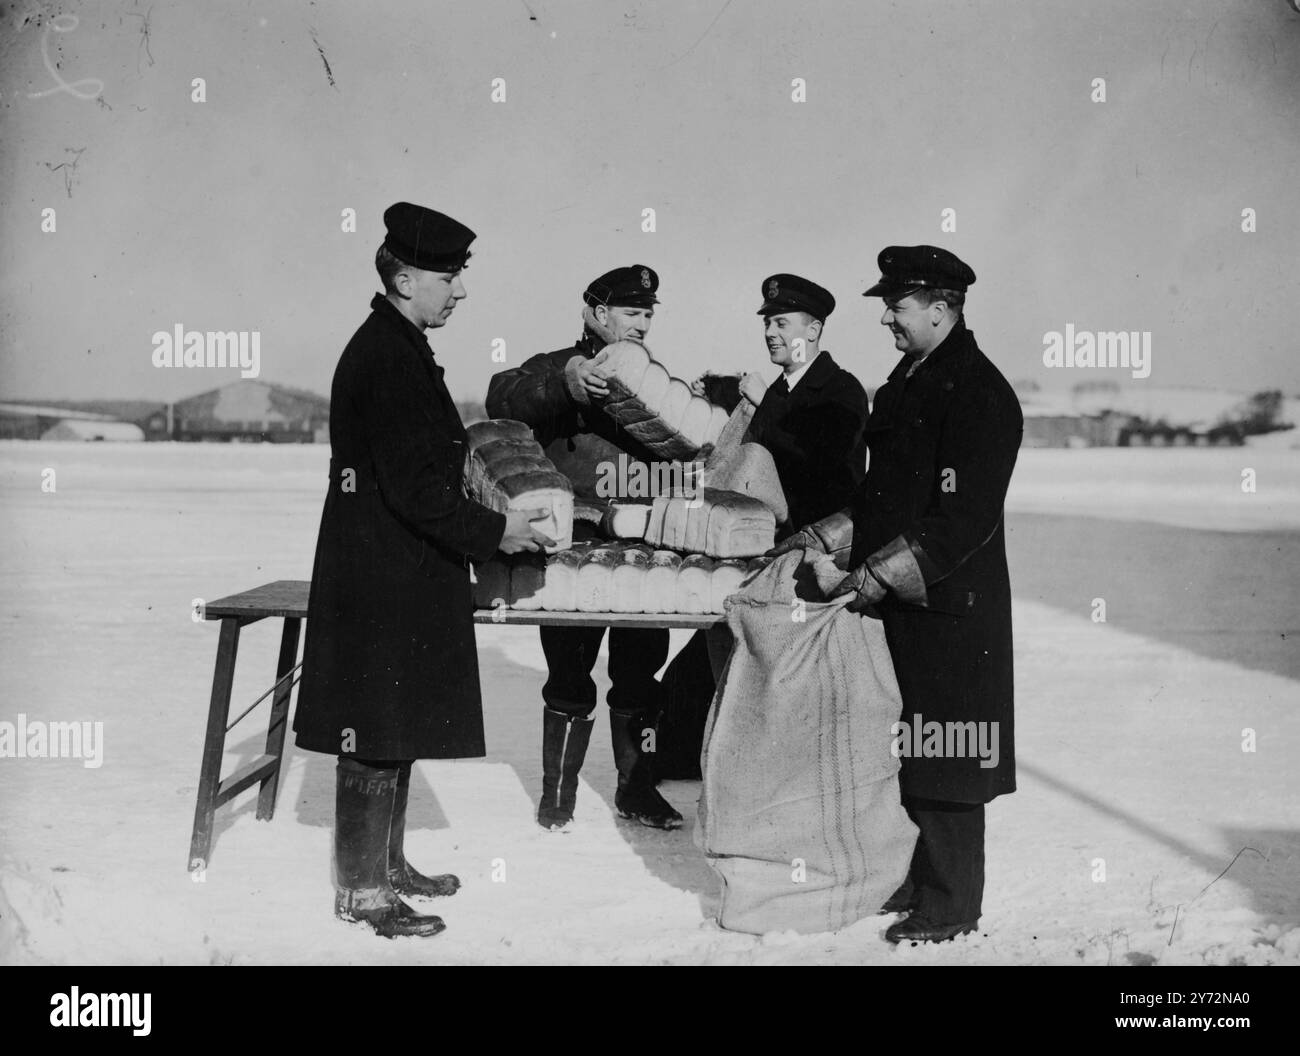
xmin=640 ymin=268 xmax=652 ymax=289
xmin=766 ymin=279 xmax=779 ymax=299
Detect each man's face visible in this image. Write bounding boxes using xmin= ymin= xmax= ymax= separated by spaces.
xmin=405 ymin=267 xmax=467 ymax=329
xmin=880 ymin=293 xmax=937 ymax=356
xmin=763 ymin=312 xmax=817 ymax=369
xmin=598 ymin=305 xmax=654 ymax=345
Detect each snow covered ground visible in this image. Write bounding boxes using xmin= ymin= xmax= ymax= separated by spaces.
xmin=0 ymin=441 xmax=1296 ymax=965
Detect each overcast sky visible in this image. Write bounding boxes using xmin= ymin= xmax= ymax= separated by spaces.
xmin=1 ymin=0 xmax=1297 ymax=403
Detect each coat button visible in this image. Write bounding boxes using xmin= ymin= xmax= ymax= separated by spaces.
xmin=943 ymin=380 xmax=954 ymax=391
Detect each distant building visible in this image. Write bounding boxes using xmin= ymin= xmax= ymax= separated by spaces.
xmin=1014 ymin=387 xmax=1125 ymax=448
xmin=1021 ymin=412 xmax=1126 ymax=448
xmin=40 ymin=419 xmax=145 ymax=442
xmin=171 ymin=380 xmax=330 ymax=443
xmin=0 ymin=402 xmax=143 ymax=442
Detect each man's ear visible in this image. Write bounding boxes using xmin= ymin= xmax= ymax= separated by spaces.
xmin=592 ymin=304 xmax=609 ymax=327
xmin=808 ymin=318 xmax=823 ymax=342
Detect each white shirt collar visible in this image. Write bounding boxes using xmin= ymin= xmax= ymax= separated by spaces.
xmin=782 ymin=360 xmax=813 ymax=390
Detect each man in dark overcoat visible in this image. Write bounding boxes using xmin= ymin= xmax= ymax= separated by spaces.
xmin=294 ymin=202 xmax=550 ymax=938
xmin=687 ymin=274 xmax=869 ymax=696
xmin=774 ymin=246 xmax=1022 ymax=944
xmin=486 ymin=266 xmax=689 ymax=832
xmin=744 ymin=273 xmax=869 ymax=536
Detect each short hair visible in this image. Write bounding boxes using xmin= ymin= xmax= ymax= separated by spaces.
xmin=375 ymin=243 xmax=408 ymax=292
xmin=910 ymin=287 xmax=965 ymax=313
xmin=765 ymin=310 xmax=824 ymax=330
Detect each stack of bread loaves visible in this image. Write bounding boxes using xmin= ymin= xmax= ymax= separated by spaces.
xmin=472 ymin=543 xmax=754 ymax=616
xmin=464 ymin=419 xmax=574 ymax=552
xmin=593 ymin=341 xmax=730 ymax=460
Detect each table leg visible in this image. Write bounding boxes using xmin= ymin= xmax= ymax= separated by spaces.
xmin=189 ymin=617 xmax=241 ymax=872
xmin=257 ymin=616 xmax=301 ymax=821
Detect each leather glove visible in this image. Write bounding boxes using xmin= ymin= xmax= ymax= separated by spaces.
xmin=756 ymin=510 xmax=853 ymax=569
xmin=755 ymin=527 xmax=820 ymax=569
xmin=828 ymin=564 xmax=889 ymax=612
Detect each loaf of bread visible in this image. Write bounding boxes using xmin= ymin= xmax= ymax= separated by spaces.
xmin=709 ymin=559 xmax=748 ymax=614
xmin=595 ymin=342 xmax=729 ymax=460
xmin=576 ymin=545 xmax=622 ymax=613
xmin=602 ymin=500 xmax=653 ymax=540
xmin=643 ymin=488 xmax=776 ymax=558
xmin=466 ymin=438 xmax=543 ymax=494
xmin=675 ymin=555 xmax=714 ymax=615
xmin=540 ymin=548 xmax=583 ymax=611
xmin=700 ymin=400 xmax=789 ymax=526
xmin=466 ymin=419 xmax=535 ymax=449
xmin=643 ymin=550 xmax=683 ymax=614
xmin=611 ymin=546 xmax=651 ymax=613
xmin=465 ymin=420 xmax=574 ymax=552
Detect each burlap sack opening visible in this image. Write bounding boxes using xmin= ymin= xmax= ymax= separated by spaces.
xmin=696 ymin=551 xmax=918 ymax=935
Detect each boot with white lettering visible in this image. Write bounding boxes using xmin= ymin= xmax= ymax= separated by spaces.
xmin=537 ymin=707 xmax=594 ymax=830
xmin=610 ymin=709 xmax=682 ymax=830
xmin=334 ymin=757 xmax=445 ymax=938
xmin=387 ymin=762 xmax=459 ymax=899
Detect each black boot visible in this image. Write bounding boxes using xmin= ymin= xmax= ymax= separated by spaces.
xmin=333 ymin=758 xmax=445 ymax=938
xmin=387 ymin=762 xmax=459 ymax=898
xmin=885 ymin=914 xmax=978 ymax=944
xmin=610 ymin=709 xmax=683 ymax=830
xmin=537 ymin=707 xmax=594 ymax=830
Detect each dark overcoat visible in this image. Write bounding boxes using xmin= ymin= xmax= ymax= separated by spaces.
xmin=294 ymin=294 xmax=506 ymax=760
xmin=848 ymin=321 xmax=1023 ymax=803
xmin=746 ymin=350 xmax=869 ymax=533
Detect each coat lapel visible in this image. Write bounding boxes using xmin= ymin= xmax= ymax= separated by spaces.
xmin=783 ymin=350 xmax=838 ymax=414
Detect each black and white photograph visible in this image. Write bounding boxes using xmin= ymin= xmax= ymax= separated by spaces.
xmin=0 ymin=0 xmax=1296 ymax=994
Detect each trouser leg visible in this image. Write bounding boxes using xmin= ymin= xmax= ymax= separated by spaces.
xmin=606 ymin=627 xmax=670 ymax=715
xmin=541 ymin=624 xmax=606 ymax=718
xmin=704 ymin=623 xmax=734 ymax=684
xmin=654 ymin=629 xmax=718 ymax=782
xmin=901 ymin=796 xmax=985 ymax=924
xmin=606 ymin=628 xmax=681 ymax=830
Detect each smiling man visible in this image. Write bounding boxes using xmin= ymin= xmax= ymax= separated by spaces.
xmin=744 ymin=273 xmax=869 ymax=536
xmin=779 ymin=245 xmax=1023 ymax=944
xmin=486 ymin=265 xmax=685 ymax=832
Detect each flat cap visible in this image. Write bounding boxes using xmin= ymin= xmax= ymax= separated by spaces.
xmin=383 ymin=202 xmax=475 ymax=272
xmin=862 ymin=245 xmax=976 ymax=298
xmin=583 ymin=265 xmax=659 ymax=308
xmin=756 ymin=273 xmax=836 ymax=321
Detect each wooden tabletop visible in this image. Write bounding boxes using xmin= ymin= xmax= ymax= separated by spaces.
xmin=203 ymin=580 xmax=723 ymax=628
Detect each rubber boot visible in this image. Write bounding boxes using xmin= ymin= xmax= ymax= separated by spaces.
xmin=333 ymin=758 xmax=445 ymax=938
xmin=610 ymin=709 xmax=683 ymax=830
xmin=537 ymin=707 xmax=594 ymax=830
xmin=387 ymin=762 xmax=459 ymax=898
